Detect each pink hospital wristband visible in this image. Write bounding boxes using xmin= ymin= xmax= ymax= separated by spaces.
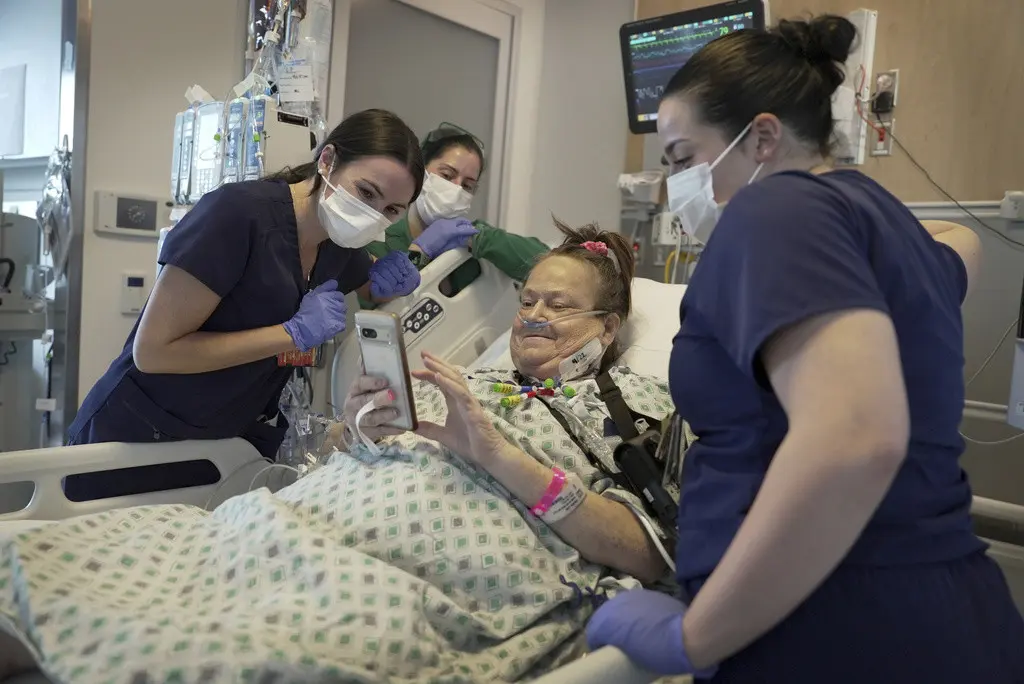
xmin=530 ymin=467 xmax=568 ymax=517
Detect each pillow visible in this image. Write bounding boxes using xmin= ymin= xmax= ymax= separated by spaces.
xmin=616 ymin=278 xmax=687 ymax=379
xmin=472 ymin=278 xmax=685 ymax=379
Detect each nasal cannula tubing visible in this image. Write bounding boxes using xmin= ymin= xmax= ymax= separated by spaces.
xmin=518 ymin=309 xmax=608 ymax=330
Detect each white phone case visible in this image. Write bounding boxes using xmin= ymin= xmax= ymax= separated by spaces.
xmin=354 ymin=311 xmax=418 ymax=431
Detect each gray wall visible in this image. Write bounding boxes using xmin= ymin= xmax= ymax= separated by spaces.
xmin=342 ymin=0 xmax=499 ymax=222
xmin=529 ymin=0 xmax=634 ymax=243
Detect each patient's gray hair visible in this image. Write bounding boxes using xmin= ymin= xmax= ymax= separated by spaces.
xmin=533 ymin=218 xmax=636 ymax=370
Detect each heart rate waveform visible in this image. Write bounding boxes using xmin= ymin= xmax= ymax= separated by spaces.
xmin=626 ymin=12 xmax=756 ymax=124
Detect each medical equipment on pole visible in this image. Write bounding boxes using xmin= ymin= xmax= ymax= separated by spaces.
xmin=166 ymin=0 xmax=329 ymax=210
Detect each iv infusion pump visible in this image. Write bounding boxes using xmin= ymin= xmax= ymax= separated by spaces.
xmin=170 ymin=100 xmax=315 ymax=208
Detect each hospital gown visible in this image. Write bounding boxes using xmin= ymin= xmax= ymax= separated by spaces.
xmin=0 ymin=367 xmax=675 ymax=684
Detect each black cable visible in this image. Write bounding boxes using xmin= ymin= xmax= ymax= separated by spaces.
xmin=0 ymin=341 xmax=17 ymax=366
xmin=879 ymin=115 xmax=1024 ymax=251
xmin=0 ymin=258 xmax=15 ymax=290
xmin=302 ymin=366 xmax=313 ymax=404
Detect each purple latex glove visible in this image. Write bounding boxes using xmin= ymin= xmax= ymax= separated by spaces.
xmin=283 ymin=279 xmax=347 ymax=352
xmin=369 ymin=250 xmax=421 ymax=299
xmin=586 ymin=589 xmax=717 ymax=678
xmin=412 ymin=217 xmax=479 ymax=258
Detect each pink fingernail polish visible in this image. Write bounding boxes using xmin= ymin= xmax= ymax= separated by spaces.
xmin=387 ymin=390 xmax=396 ymax=401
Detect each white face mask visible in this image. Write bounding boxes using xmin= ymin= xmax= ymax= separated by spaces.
xmin=415 ymin=172 xmax=474 ymax=224
xmin=666 ymin=121 xmax=763 ymax=245
xmin=317 ymin=167 xmax=391 ymax=248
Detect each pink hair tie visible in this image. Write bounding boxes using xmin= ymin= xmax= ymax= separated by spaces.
xmin=581 ymin=241 xmax=608 ymax=256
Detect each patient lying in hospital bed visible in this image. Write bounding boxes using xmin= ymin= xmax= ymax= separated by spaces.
xmin=0 ymin=224 xmax=687 ymax=683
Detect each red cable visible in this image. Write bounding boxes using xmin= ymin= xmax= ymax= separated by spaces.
xmin=854 ymin=65 xmax=887 ymax=135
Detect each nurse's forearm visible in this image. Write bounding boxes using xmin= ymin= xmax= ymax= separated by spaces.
xmin=133 ymin=325 xmax=296 ymax=374
xmin=679 ymin=430 xmax=904 ymax=669
xmin=482 ymin=443 xmax=666 ymax=583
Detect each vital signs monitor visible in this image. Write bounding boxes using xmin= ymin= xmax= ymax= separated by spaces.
xmin=620 ymin=0 xmax=767 ymax=135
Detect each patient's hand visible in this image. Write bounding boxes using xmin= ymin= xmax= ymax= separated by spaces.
xmin=412 ymin=351 xmax=509 ymax=465
xmin=342 ymin=375 xmax=407 ymax=443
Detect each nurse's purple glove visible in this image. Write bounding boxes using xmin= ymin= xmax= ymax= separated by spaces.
xmin=412 ymin=217 xmax=478 ymax=258
xmin=369 ymin=250 xmax=421 ymax=299
xmin=586 ymin=589 xmax=717 ymax=678
xmin=283 ymin=279 xmax=347 ymax=352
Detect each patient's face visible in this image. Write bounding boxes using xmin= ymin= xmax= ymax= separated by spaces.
xmin=510 ymin=256 xmax=616 ymax=381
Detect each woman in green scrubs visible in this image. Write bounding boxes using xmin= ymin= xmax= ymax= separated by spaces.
xmin=361 ymin=123 xmax=548 ymax=306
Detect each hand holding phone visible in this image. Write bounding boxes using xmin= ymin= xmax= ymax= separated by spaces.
xmin=354 ymin=311 xmax=418 ymax=431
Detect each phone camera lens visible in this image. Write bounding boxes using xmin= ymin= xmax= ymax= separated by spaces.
xmin=362 ymin=328 xmax=377 ymax=339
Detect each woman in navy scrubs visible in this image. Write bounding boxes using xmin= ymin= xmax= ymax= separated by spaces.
xmin=588 ymin=15 xmax=1024 ymax=683
xmin=66 ymin=108 xmax=424 ymax=499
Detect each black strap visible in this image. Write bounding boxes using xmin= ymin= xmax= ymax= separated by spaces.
xmin=597 ymin=372 xmax=642 ymax=440
xmin=537 ymin=399 xmax=631 ymax=490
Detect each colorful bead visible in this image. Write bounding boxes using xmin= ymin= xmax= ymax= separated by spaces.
xmin=492 ymin=383 xmax=519 ymax=395
xmin=543 ymin=378 xmax=556 ymax=389
xmin=562 ymin=386 xmax=576 ymax=398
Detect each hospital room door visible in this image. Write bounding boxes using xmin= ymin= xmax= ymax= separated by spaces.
xmin=341 ymin=0 xmax=511 ymax=225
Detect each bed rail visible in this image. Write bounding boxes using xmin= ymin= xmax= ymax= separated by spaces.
xmin=0 ymin=438 xmax=265 ymax=521
xmin=330 ymin=247 xmax=520 ymax=412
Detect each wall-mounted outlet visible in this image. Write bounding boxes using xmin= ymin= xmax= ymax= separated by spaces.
xmin=870 ymin=119 xmax=895 ymax=157
xmin=872 ymin=69 xmax=899 ymax=115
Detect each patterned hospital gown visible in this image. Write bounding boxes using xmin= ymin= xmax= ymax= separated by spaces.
xmin=0 ymin=367 xmax=676 ymax=684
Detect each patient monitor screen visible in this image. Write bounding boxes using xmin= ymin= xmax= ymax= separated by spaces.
xmin=620 ymin=0 xmax=765 ymax=134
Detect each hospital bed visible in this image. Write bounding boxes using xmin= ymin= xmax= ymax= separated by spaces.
xmin=1 ymin=248 xmax=1022 ymax=684
xmin=0 ymin=249 xmax=678 ymax=683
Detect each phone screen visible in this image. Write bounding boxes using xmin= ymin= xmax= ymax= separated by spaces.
xmin=355 ymin=311 xmax=418 ymax=431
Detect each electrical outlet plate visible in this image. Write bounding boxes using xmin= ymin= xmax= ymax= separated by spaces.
xmin=870 ymin=118 xmax=894 ymax=157
xmin=874 ymin=69 xmax=899 ymax=109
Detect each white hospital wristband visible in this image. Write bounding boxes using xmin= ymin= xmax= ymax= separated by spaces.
xmin=354 ymin=401 xmax=383 ymax=457
xmin=540 ymin=473 xmax=587 ymax=524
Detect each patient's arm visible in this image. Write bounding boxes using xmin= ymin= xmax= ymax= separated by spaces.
xmin=413 ymin=351 xmax=667 ymax=582
xmin=485 ymin=442 xmax=667 ymax=583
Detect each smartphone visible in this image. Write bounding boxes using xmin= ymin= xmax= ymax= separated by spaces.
xmin=355 ymin=310 xmax=418 ymax=431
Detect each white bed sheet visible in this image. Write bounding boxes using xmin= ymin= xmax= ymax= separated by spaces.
xmin=0 ymin=275 xmax=689 ymax=684
xmin=0 ymin=520 xmax=54 ymax=535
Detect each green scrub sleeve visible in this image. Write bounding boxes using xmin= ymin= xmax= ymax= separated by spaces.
xmin=469 ymin=220 xmax=549 ymax=282
xmin=358 ymin=217 xmax=549 ymax=309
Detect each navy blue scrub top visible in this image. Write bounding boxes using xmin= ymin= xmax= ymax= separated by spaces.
xmin=67 ymin=179 xmax=372 ymax=472
xmin=671 ymin=169 xmax=984 ymax=584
